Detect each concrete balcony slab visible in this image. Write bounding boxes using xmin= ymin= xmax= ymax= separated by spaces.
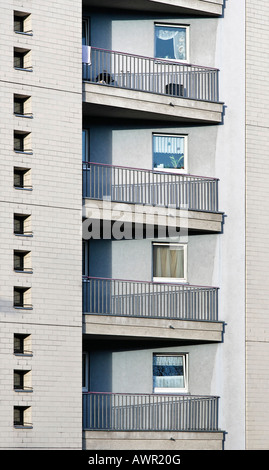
xmin=83 ymin=0 xmax=224 ymax=17
xmin=83 ymin=82 xmax=223 ymax=124
xmin=83 ymin=313 xmax=224 ymax=343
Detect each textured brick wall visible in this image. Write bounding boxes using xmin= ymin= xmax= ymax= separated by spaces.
xmin=246 ymin=0 xmax=269 ymax=450
xmin=0 ymin=1 xmax=82 ymax=449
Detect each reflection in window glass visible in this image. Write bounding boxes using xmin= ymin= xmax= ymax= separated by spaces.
xmin=153 ymin=134 xmax=185 ymax=171
xmin=155 ymin=24 xmax=187 ymax=61
xmin=153 ymin=354 xmax=187 ymax=392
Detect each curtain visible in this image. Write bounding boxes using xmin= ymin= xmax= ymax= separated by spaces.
xmin=153 ymin=135 xmax=184 ymax=155
xmin=155 ymin=26 xmax=186 ymax=61
xmin=153 ymin=355 xmax=184 ymax=389
xmin=153 ymin=245 xmax=184 ymax=279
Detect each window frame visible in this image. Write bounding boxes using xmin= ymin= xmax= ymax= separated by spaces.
xmin=154 ymin=23 xmax=190 ymax=64
xmin=82 ymin=352 xmax=89 ymax=391
xmin=152 ymin=242 xmax=187 ymax=283
xmin=152 ymin=133 xmax=188 ymax=174
xmin=153 ymin=353 xmax=188 ymax=394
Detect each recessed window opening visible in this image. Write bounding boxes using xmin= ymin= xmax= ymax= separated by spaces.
xmin=14 ymin=250 xmax=32 ymax=273
xmin=14 ymin=214 xmax=32 ymax=236
xmin=14 ymin=11 xmax=32 ymax=34
xmin=14 ymin=94 xmax=32 ymax=117
xmin=14 ymin=167 xmax=32 ymax=190
xmin=14 ymin=47 xmax=32 ymax=71
xmin=14 ymin=131 xmax=32 ymax=153
xmin=13 ymin=287 xmax=32 ymax=309
xmin=14 ymin=334 xmax=32 ymax=355
xmin=14 ymin=370 xmax=32 ymax=391
xmin=14 ymin=406 xmax=32 ymax=427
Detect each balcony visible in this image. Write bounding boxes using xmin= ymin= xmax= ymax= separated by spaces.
xmin=82 ymin=48 xmax=224 ymax=123
xmin=83 ymin=277 xmax=224 ymax=343
xmin=83 ymin=163 xmax=224 ymax=234
xmin=83 ymin=0 xmax=224 ymax=17
xmin=83 ymin=392 xmax=225 ymax=450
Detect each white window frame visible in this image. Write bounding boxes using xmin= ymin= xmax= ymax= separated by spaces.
xmin=154 ymin=23 xmax=190 ymax=64
xmin=153 ymin=242 xmax=187 ymax=284
xmin=153 ymin=353 xmax=189 ymax=394
xmin=152 ymin=133 xmax=188 ymax=174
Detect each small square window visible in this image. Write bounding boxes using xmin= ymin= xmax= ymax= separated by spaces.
xmin=14 ymin=94 xmax=32 ymax=117
xmin=14 ymin=167 xmax=32 ymax=190
xmin=14 ymin=406 xmax=32 ymax=427
xmin=14 ymin=334 xmax=32 ymax=355
xmin=153 ymin=134 xmax=187 ymax=172
xmin=155 ymin=23 xmax=189 ymax=62
xmin=14 ymin=47 xmax=32 ymax=71
xmin=153 ymin=353 xmax=188 ymax=393
xmin=14 ymin=11 xmax=32 ymax=34
xmin=14 ymin=131 xmax=32 ymax=153
xmin=14 ymin=214 xmax=32 ymax=236
xmin=14 ymin=250 xmax=32 ymax=273
xmin=14 ymin=370 xmax=32 ymax=391
xmin=153 ymin=242 xmax=187 ymax=282
xmin=13 ymin=287 xmax=32 ymax=309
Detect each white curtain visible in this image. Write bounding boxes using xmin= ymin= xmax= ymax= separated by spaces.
xmin=155 ymin=27 xmax=186 ymax=60
xmin=153 ymin=245 xmax=184 ymax=279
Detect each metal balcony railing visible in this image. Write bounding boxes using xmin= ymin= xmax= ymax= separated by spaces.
xmin=82 ymin=47 xmax=219 ymax=103
xmin=83 ymin=163 xmax=219 ymax=213
xmin=83 ymin=277 xmax=219 ymax=322
xmin=83 ymin=392 xmax=219 ymax=431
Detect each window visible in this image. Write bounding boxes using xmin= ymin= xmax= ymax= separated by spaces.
xmin=153 ymin=354 xmax=188 ymax=393
xmin=14 ymin=131 xmax=32 ymax=153
xmin=14 ymin=11 xmax=32 ymax=34
xmin=153 ymin=242 xmax=187 ymax=282
xmin=155 ymin=23 xmax=189 ymax=62
xmin=14 ymin=250 xmax=32 ymax=273
xmin=82 ymin=18 xmax=90 ymax=45
xmin=14 ymin=47 xmax=32 ymax=71
xmin=14 ymin=94 xmax=32 ymax=117
xmin=14 ymin=334 xmax=32 ymax=355
xmin=153 ymin=134 xmax=187 ymax=172
xmin=14 ymin=167 xmax=32 ymax=190
xmin=13 ymin=287 xmax=32 ymax=309
xmin=14 ymin=370 xmax=32 ymax=391
xmin=14 ymin=406 xmax=32 ymax=427
xmin=14 ymin=214 xmax=32 ymax=236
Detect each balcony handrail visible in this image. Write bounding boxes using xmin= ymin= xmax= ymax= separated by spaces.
xmin=84 ymin=391 xmax=220 ymax=398
xmin=83 ymin=47 xmax=220 ymax=103
xmin=87 ymin=47 xmax=220 ymax=72
xmin=83 ymin=161 xmax=219 ymax=182
xmin=82 ymin=392 xmax=219 ymax=431
xmin=83 ymin=276 xmax=219 ymax=322
xmin=83 ymin=162 xmax=219 ymax=212
xmin=83 ymin=275 xmax=219 ymax=290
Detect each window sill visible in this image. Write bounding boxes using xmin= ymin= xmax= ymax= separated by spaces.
xmin=14 ymin=233 xmax=33 ymax=237
xmin=14 ymin=269 xmax=33 ymax=274
xmin=14 ymin=389 xmax=33 ymax=393
xmin=14 ymin=186 xmax=33 ymax=191
xmin=14 ymin=425 xmax=33 ymax=429
xmin=14 ymin=113 xmax=33 ymax=119
xmin=13 ymin=306 xmax=33 ymax=310
xmin=14 ymin=31 xmax=33 ymax=37
xmin=14 ymin=352 xmax=33 ymax=357
xmin=14 ymin=67 xmax=33 ymax=72
xmin=14 ymin=150 xmax=33 ymax=155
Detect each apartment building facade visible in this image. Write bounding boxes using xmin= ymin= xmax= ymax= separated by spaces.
xmin=0 ymin=0 xmax=268 ymax=451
